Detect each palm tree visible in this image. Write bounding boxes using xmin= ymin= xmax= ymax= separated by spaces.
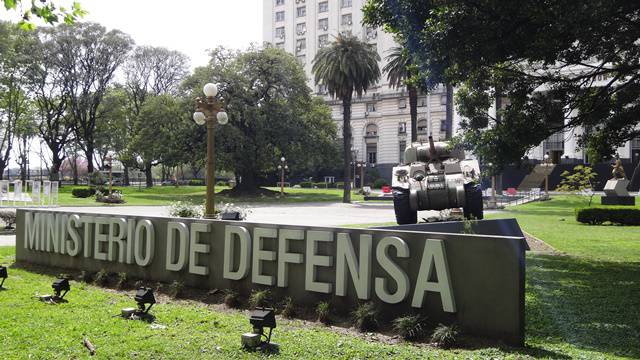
xmin=384 ymin=46 xmax=419 ymax=142
xmin=312 ymin=34 xmax=380 ymax=203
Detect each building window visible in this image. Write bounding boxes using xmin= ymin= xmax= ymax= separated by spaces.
xmin=367 ymin=145 xmax=377 ymax=164
xmin=318 ymin=18 xmax=328 ymax=31
xmin=440 ymin=120 xmax=447 ymax=133
xmin=417 ymin=119 xmax=428 ymax=134
xmin=366 ymin=102 xmax=376 ymax=113
xmin=276 ymin=0 xmax=284 ymax=5
xmin=398 ymin=98 xmax=407 ymax=109
xmin=341 ymin=14 xmax=352 ymax=26
xmin=296 ymin=22 xmax=306 ymax=35
xmin=318 ymin=1 xmax=328 ymax=13
xmin=296 ymin=38 xmax=306 ymax=52
xmin=440 ymin=94 xmax=447 ymax=105
xmin=275 ymin=11 xmax=285 ymax=22
xmin=365 ymin=123 xmax=378 ymax=136
xmin=275 ymin=42 xmax=285 ymax=49
xmin=398 ymin=122 xmax=407 ymax=134
xmin=297 ymin=6 xmax=306 ymax=17
xmin=341 ymin=0 xmax=352 ymax=8
xmin=318 ymin=34 xmax=329 ymax=48
xmin=275 ymin=27 xmax=285 ymax=40
xmin=418 ymin=96 xmax=427 ymax=107
xmin=399 ymin=140 xmax=406 ymax=163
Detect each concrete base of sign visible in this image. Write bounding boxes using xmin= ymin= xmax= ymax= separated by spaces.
xmin=603 ymin=179 xmax=630 ymax=197
xmin=241 ymin=333 xmax=262 ymax=348
xmin=601 ymin=195 xmax=636 ymax=206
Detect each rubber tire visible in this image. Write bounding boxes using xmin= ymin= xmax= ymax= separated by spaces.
xmin=393 ymin=187 xmax=418 ymax=225
xmin=463 ymin=182 xmax=484 ymax=220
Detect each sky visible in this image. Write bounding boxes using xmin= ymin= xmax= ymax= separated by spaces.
xmin=1 ymin=0 xmax=263 ymax=170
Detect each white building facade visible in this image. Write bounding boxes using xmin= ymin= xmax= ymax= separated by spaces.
xmin=262 ymin=0 xmax=455 ymax=179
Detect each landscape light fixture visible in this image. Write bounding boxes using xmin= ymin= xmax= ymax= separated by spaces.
xmin=241 ymin=307 xmax=277 ymax=349
xmin=0 ymin=265 xmax=7 ymax=288
xmin=51 ymin=278 xmax=70 ymax=300
xmin=134 ymin=287 xmax=156 ymax=315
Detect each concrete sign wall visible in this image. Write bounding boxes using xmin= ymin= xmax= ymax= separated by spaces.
xmin=15 ymin=209 xmax=526 ymax=345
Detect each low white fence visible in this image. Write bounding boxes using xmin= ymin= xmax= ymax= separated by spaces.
xmin=0 ymin=180 xmax=59 ymax=207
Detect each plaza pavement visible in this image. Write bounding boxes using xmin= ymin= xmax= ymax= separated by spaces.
xmin=0 ymin=202 xmax=445 ymax=246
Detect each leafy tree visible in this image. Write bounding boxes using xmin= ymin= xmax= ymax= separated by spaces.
xmin=184 ymin=46 xmax=337 ymax=193
xmin=2 ymin=0 xmax=85 ymax=30
xmin=384 ymin=46 xmax=419 ymax=142
xmin=312 ymin=34 xmax=380 ymax=202
xmin=364 ymin=0 xmax=640 ymax=170
xmin=557 ymin=165 xmax=597 ymax=192
xmin=51 ymin=22 xmax=133 ymax=173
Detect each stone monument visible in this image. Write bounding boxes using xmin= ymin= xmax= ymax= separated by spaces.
xmin=601 ymin=159 xmax=635 ymax=205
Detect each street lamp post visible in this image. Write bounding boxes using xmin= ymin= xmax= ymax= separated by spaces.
xmin=105 ymin=155 xmax=113 ymax=195
xmin=193 ymin=83 xmax=229 ymax=218
xmin=543 ymin=152 xmax=551 ymax=198
xmin=357 ymin=162 xmax=366 ymax=189
xmin=278 ymin=157 xmax=288 ymax=195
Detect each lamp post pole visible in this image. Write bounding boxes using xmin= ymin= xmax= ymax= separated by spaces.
xmin=278 ymin=157 xmax=288 ymax=195
xmin=544 ymin=152 xmax=550 ymax=198
xmin=105 ymin=155 xmax=113 ymax=195
xmin=193 ymin=83 xmax=229 ymax=218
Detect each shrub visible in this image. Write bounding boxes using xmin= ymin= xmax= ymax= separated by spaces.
xmin=557 ymin=165 xmax=597 ymax=192
xmin=0 ymin=209 xmax=16 ymax=229
xmin=313 ymin=182 xmax=328 ymax=188
xmin=351 ymin=302 xmax=378 ymax=332
xmin=393 ymin=315 xmax=425 ymax=340
xmin=216 ymin=180 xmax=228 ymax=187
xmin=169 ymin=201 xmax=202 ymax=218
xmin=576 ymin=207 xmax=640 ymax=225
xmin=188 ymin=179 xmax=205 ymax=186
xmin=431 ymin=324 xmax=459 ymax=348
xmin=299 ymin=181 xmax=313 ymax=188
xmin=373 ymin=178 xmax=388 ymax=189
xmin=79 ymin=270 xmax=94 ymax=283
xmin=281 ymin=297 xmax=296 ymax=318
xmin=88 ymin=171 xmax=107 ymax=186
xmin=326 ymin=182 xmax=337 ymax=189
xmin=94 ymin=269 xmax=109 ymax=286
xmin=116 ymin=272 xmax=128 ymax=289
xmin=169 ymin=280 xmax=185 ymax=298
xmin=72 ymin=187 xmax=96 ymax=198
xmin=335 ymin=181 xmax=344 ymax=189
xmin=248 ymin=289 xmax=271 ymax=308
xmin=316 ymin=301 xmax=331 ymax=324
xmin=223 ymin=289 xmax=240 ymax=308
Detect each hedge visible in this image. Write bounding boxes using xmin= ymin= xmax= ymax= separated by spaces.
xmin=299 ymin=181 xmax=313 ymax=188
xmin=72 ymin=187 xmax=96 ymax=198
xmin=373 ymin=178 xmax=389 ymax=189
xmin=575 ymin=207 xmax=640 ymax=226
xmin=188 ymin=179 xmax=205 ymax=186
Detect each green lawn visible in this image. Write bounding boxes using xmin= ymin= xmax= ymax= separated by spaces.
xmin=57 ymin=186 xmax=364 ymax=206
xmin=487 ymin=195 xmax=640 ymax=262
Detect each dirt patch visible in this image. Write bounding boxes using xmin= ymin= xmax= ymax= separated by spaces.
xmin=524 ymin=232 xmax=561 ymax=254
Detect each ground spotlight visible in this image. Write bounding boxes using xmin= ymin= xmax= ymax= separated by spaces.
xmin=0 ymin=265 xmax=7 ymax=288
xmin=242 ymin=307 xmax=277 ymax=349
xmin=51 ymin=278 xmax=70 ymax=300
xmin=134 ymin=287 xmax=155 ymax=315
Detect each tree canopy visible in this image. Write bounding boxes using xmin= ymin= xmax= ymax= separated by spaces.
xmin=364 ymin=0 xmax=640 ymax=169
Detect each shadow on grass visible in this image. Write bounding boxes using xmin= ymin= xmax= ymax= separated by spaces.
xmin=526 ymin=254 xmax=640 ymax=359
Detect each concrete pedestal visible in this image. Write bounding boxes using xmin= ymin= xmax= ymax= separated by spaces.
xmin=601 ymin=196 xmax=636 ymax=206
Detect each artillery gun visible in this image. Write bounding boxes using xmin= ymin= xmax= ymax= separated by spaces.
xmin=391 ymin=136 xmax=483 ymax=224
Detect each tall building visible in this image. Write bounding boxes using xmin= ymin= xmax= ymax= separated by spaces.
xmin=262 ymin=0 xmax=455 ymax=179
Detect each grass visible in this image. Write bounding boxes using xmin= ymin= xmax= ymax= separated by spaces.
xmin=487 ymin=195 xmax=640 ymax=262
xmin=56 ymin=186 xmax=364 ymax=207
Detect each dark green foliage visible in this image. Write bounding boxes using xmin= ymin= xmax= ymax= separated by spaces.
xmin=223 ymin=289 xmax=240 ymax=308
xmin=115 ymin=272 xmax=127 ymax=289
xmin=372 ymin=178 xmax=388 ymax=189
xmin=79 ymin=270 xmax=93 ymax=283
xmin=576 ymin=207 xmax=640 ymax=226
xmin=188 ymin=179 xmax=205 ymax=186
xmin=71 ymin=187 xmax=96 ymax=198
xmin=392 ymin=314 xmax=425 ymax=340
xmin=351 ymin=302 xmax=378 ymax=332
xmin=430 ymin=324 xmax=459 ymax=349
xmin=335 ymin=181 xmax=344 ymax=189
xmin=168 ymin=280 xmax=184 ymax=299
xmin=316 ymin=301 xmax=330 ymax=324
xmin=94 ymin=269 xmax=109 ymax=286
xmin=557 ymin=165 xmax=597 ymax=192
xmin=299 ymin=181 xmax=313 ymax=188
xmin=215 ymin=180 xmax=228 ymax=187
xmin=248 ymin=289 xmax=271 ymax=309
xmin=313 ymin=182 xmax=328 ymax=188
xmin=280 ymin=297 xmax=296 ymax=319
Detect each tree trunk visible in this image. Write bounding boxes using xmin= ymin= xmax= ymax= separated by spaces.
xmin=0 ymin=161 xmax=5 ymax=180
xmin=342 ymin=94 xmax=352 ymax=203
xmin=85 ymin=145 xmax=95 ymax=174
xmin=445 ymin=84 xmax=454 ymax=140
xmin=71 ymin=154 xmax=79 ymax=185
xmin=408 ymin=85 xmax=418 ymax=142
xmin=123 ymin=164 xmax=130 ymax=186
xmin=49 ymin=158 xmax=63 ymax=182
xmin=144 ymin=163 xmax=153 ymax=188
xmin=235 ymin=169 xmax=259 ymax=193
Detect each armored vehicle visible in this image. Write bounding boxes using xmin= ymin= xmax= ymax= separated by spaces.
xmin=391 ymin=136 xmax=483 ymax=224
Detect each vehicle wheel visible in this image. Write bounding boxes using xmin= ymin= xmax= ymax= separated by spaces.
xmin=393 ymin=187 xmax=417 ymax=225
xmin=463 ymin=182 xmax=484 ymax=220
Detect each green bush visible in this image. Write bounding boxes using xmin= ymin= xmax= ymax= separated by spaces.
xmin=188 ymin=179 xmax=205 ymax=186
xmin=373 ymin=178 xmax=389 ymax=189
xmin=431 ymin=324 xmax=459 ymax=349
xmin=313 ymin=182 xmax=328 ymax=188
xmin=326 ymin=182 xmax=337 ymax=189
xmin=216 ymin=180 xmax=228 ymax=187
xmin=72 ymin=187 xmax=96 ymax=198
xmin=575 ymin=207 xmax=640 ymax=225
xmin=169 ymin=280 xmax=184 ymax=299
xmin=169 ymin=201 xmax=202 ymax=218
xmin=316 ymin=301 xmax=331 ymax=324
xmin=299 ymin=181 xmax=313 ymax=188
xmin=223 ymin=289 xmax=240 ymax=308
xmin=248 ymin=289 xmax=271 ymax=308
xmin=88 ymin=171 xmax=107 ymax=186
xmin=393 ymin=315 xmax=425 ymax=340
xmin=351 ymin=302 xmax=378 ymax=332
xmin=280 ymin=297 xmax=296 ymax=318
xmin=335 ymin=181 xmax=344 ymax=189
